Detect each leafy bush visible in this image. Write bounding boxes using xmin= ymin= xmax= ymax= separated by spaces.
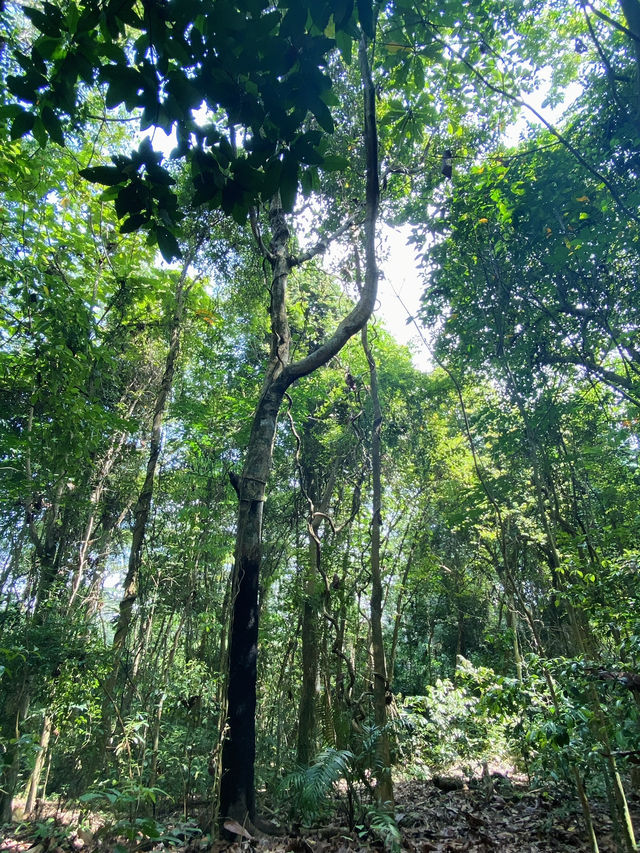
xmin=79 ymin=781 xmax=201 ymax=851
xmin=399 ymin=657 xmax=515 ymax=773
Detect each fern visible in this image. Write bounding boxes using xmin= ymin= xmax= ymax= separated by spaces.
xmin=366 ymin=805 xmax=401 ymax=852
xmin=282 ymin=747 xmax=354 ymax=823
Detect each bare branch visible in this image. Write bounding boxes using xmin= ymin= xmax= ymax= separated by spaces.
xmin=291 ymin=215 xmax=361 ymax=266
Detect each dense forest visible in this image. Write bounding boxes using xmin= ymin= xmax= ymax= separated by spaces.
xmin=0 ymin=0 xmax=639 ymax=851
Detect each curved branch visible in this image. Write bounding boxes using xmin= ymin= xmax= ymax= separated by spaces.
xmin=281 ymin=36 xmax=379 ymax=387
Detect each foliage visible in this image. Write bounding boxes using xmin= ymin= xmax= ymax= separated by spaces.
xmin=400 ymin=659 xmax=514 ymax=773
xmin=1 ymin=0 xmax=640 ymax=845
xmin=280 ymin=747 xmax=354 ymax=824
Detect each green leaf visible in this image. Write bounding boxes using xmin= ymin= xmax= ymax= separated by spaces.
xmin=310 ymin=2 xmax=331 ymax=31
xmin=120 ymin=213 xmax=150 ymax=233
xmin=41 ymin=106 xmax=65 ymax=146
xmin=300 ymin=168 xmax=313 ymax=197
xmin=32 ymin=116 xmax=48 ymax=147
xmin=310 ymin=98 xmax=334 ymax=134
xmin=115 ymin=182 xmax=145 ymax=219
xmin=78 ymin=166 xmax=123 ymax=186
xmin=335 ymin=29 xmax=352 ymax=65
xmin=23 ymin=5 xmax=62 ymax=36
xmin=333 ymin=0 xmax=354 ymax=30
xmin=279 ymin=158 xmax=299 ymax=211
xmin=33 ymin=36 xmax=63 ymax=60
xmin=155 ymin=227 xmax=182 ymax=262
xmin=280 ymin=3 xmax=307 ymax=39
xmin=231 ymin=204 xmax=247 ymax=225
xmin=10 ymin=110 xmax=35 ymax=140
xmin=261 ymin=158 xmax=282 ymax=200
xmin=356 ymin=0 xmax=374 ymax=38
xmin=322 ymin=154 xmax=349 ymax=171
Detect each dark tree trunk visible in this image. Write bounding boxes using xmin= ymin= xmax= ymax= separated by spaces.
xmin=297 ymin=522 xmax=322 ymax=766
xmin=221 ymin=384 xmax=285 ymax=824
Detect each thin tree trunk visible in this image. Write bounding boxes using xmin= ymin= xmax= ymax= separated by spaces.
xmin=297 ymin=520 xmax=322 ymax=766
xmin=388 ymin=528 xmax=419 ymax=687
xmin=25 ymin=714 xmax=52 ymax=815
xmin=362 ymin=322 xmax=394 ymax=812
xmin=68 ymin=417 xmax=138 ymax=610
xmin=0 ymin=685 xmax=29 ymax=822
xmin=506 ymin=595 xmax=523 ymax=682
xmin=108 ymin=261 xmax=193 ymax=691
xmin=150 ymin=614 xmax=186 ymax=790
xmin=297 ymin=458 xmax=338 ymax=766
xmin=1 ymin=412 xmax=66 ymax=818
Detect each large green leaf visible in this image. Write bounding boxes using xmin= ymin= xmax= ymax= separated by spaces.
xmin=78 ymin=166 xmax=123 ymax=186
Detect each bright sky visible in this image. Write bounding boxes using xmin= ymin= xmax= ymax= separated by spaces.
xmin=377 ymin=226 xmax=431 ymax=369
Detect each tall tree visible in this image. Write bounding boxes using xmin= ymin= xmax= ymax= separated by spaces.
xmin=221 ymin=31 xmax=381 ymax=827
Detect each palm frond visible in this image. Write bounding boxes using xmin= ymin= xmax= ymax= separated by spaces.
xmin=282 ymin=747 xmax=354 ymax=822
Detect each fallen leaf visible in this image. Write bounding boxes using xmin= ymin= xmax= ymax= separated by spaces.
xmin=224 ymin=820 xmax=253 ymax=840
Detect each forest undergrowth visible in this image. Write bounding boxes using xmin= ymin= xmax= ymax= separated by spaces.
xmin=2 ymin=764 xmax=638 ymax=853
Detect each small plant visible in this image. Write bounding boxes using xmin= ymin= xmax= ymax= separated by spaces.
xmin=80 ymin=780 xmax=178 ymax=851
xmin=280 ymin=747 xmax=354 ymax=823
xmin=27 ymin=816 xmax=73 ymax=845
xmin=365 ymin=804 xmax=401 ymax=852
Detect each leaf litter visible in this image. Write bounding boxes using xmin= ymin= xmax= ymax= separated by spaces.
xmin=1 ymin=774 xmax=638 ymax=853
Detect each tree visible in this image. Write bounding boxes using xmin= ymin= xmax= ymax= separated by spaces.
xmin=4 ymin=0 xmax=386 ymax=826
xmin=4 ymin=0 xmax=356 ymax=254
xmin=220 ymin=31 xmax=381 ymax=826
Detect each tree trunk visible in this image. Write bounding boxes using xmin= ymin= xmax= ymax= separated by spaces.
xmin=506 ymin=595 xmax=523 ymax=682
xmin=297 ymin=458 xmax=338 ymax=766
xmin=297 ymin=523 xmax=322 ymax=766
xmin=221 ymin=384 xmax=284 ymax=825
xmin=108 ymin=262 xmax=192 ymax=688
xmin=388 ymin=529 xmax=419 ymax=687
xmin=98 ymin=261 xmax=193 ymax=765
xmin=220 ymin=31 xmax=379 ymax=827
xmin=25 ymin=714 xmax=52 ymax=816
xmin=220 ymin=200 xmax=293 ymax=824
xmin=1 ymin=427 xmax=66 ymax=818
xmin=0 ymin=686 xmax=29 ymax=822
xmin=150 ymin=614 xmax=186 ymax=791
xmin=362 ymin=322 xmax=394 ymax=812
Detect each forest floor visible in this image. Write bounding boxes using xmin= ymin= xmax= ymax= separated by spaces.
xmin=2 ymin=769 xmax=638 ymax=853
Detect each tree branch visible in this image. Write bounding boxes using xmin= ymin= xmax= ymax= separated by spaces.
xmin=291 ymin=215 xmax=361 ymax=266
xmin=281 ymin=36 xmax=379 ymax=387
